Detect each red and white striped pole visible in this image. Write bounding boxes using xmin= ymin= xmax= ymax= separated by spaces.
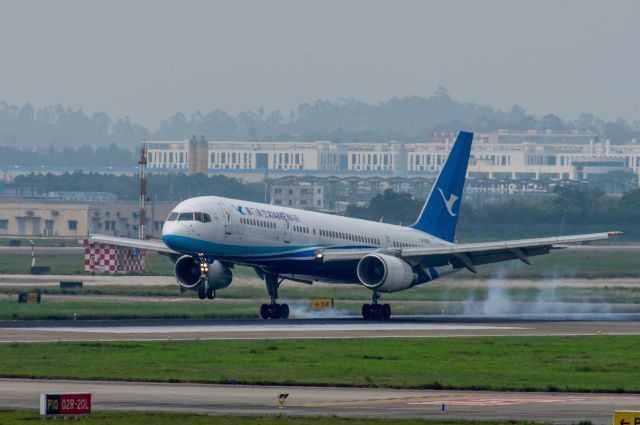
xmin=30 ymin=240 xmax=36 ymax=267
xmin=138 ymin=143 xmax=148 ymax=272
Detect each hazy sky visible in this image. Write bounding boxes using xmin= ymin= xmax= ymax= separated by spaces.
xmin=1 ymin=0 xmax=638 ymax=128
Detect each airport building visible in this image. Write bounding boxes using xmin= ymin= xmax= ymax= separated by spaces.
xmin=145 ymin=132 xmax=640 ymax=185
xmin=0 ymin=200 xmax=174 ymax=238
xmin=270 ymin=182 xmax=324 ymax=209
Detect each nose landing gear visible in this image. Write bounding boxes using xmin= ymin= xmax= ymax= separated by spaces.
xmin=198 ymin=284 xmax=215 ymax=300
xmin=260 ymin=274 xmax=289 ymax=319
xmin=362 ymin=291 xmax=391 ymax=320
xmin=196 ymin=257 xmax=215 ymax=300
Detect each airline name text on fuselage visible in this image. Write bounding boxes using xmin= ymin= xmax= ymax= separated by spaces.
xmin=234 ymin=205 xmax=301 ymax=222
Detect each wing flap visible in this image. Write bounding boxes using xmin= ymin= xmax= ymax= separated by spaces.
xmin=89 ymin=234 xmax=177 ymax=254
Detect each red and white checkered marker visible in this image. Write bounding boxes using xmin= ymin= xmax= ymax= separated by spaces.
xmin=83 ymin=239 xmax=143 ymax=274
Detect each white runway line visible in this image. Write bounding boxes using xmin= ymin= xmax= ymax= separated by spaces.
xmin=12 ymin=323 xmax=526 ymax=334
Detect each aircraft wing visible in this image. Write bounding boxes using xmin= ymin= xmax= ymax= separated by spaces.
xmin=89 ymin=234 xmax=178 ymax=254
xmin=316 ymin=231 xmax=620 ymax=273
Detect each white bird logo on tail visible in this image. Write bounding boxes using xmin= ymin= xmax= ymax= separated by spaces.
xmin=437 ymin=187 xmax=458 ymax=217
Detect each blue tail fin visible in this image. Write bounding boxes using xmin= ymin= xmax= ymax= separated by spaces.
xmin=410 ymin=131 xmax=473 ymax=242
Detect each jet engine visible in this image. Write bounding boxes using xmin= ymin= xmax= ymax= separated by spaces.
xmin=356 ymin=253 xmax=417 ymax=293
xmin=174 ymin=255 xmax=233 ymax=290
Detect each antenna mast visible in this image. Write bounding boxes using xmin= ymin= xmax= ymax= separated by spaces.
xmin=138 ymin=143 xmax=147 ymax=240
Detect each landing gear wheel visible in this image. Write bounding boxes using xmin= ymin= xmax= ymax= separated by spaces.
xmin=362 ymin=303 xmax=391 ymax=320
xmin=260 ymin=303 xmax=269 ymax=319
xmin=206 ymin=287 xmax=215 ymax=300
xmin=362 ymin=291 xmax=391 ymax=321
xmin=362 ymin=304 xmax=372 ymax=320
xmin=260 ymin=273 xmax=289 ymax=319
xmin=279 ymin=303 xmax=289 ymax=319
xmin=198 ymin=287 xmax=206 ymax=300
xmin=370 ymin=304 xmax=381 ymax=320
xmin=259 ymin=303 xmax=289 ymax=319
xmin=381 ymin=303 xmax=391 ymax=320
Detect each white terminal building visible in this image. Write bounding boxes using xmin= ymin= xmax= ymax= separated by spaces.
xmin=146 ymin=132 xmax=640 ymax=184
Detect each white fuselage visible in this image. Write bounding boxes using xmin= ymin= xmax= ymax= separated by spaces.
xmin=162 ymin=195 xmax=456 ymax=284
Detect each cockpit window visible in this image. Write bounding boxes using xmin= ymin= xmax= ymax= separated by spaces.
xmin=175 ymin=212 xmax=211 ymax=223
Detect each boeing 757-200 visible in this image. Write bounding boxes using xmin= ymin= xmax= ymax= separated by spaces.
xmin=91 ymin=131 xmax=620 ymax=320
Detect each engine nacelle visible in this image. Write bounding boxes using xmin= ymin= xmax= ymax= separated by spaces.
xmin=356 ymin=253 xmax=417 ymax=293
xmin=174 ymin=255 xmax=233 ymax=290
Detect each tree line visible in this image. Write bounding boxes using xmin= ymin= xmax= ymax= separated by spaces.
xmin=12 ymin=172 xmax=265 ymax=203
xmin=345 ymin=187 xmax=640 ymax=228
xmin=2 ymin=87 xmax=640 ymax=155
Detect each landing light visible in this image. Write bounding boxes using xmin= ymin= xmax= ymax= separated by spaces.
xmin=314 ymin=251 xmax=324 ymax=262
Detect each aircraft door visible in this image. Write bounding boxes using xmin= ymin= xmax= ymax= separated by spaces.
xmin=218 ymin=203 xmax=233 ymax=235
xmin=283 ymin=221 xmax=291 ymax=243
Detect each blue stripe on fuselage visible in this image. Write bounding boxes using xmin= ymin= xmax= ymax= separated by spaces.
xmin=163 ymin=234 xmax=372 ymax=261
xmin=163 ymin=234 xmax=315 ymax=258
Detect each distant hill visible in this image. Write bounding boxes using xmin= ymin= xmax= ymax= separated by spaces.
xmin=1 ymin=87 xmax=638 ymax=153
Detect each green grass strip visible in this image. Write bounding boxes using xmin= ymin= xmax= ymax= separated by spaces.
xmin=0 ymin=300 xmax=261 ymax=320
xmin=1 ymin=336 xmax=638 ymax=393
xmin=1 ymin=248 xmax=638 ymax=278
xmin=0 ymin=410 xmax=552 ymax=425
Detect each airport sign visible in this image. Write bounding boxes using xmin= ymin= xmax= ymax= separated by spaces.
xmin=614 ymin=411 xmax=640 ymax=425
xmin=40 ymin=393 xmax=91 ymax=416
xmin=311 ymin=298 xmax=334 ymax=310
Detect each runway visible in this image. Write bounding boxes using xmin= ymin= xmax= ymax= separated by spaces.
xmin=1 ymin=317 xmax=638 ymax=424
xmin=1 ymin=318 xmax=639 ymax=343
xmin=0 ymin=378 xmax=634 ymax=424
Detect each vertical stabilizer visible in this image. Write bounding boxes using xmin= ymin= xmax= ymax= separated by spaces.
xmin=410 ymin=131 xmax=473 ymax=242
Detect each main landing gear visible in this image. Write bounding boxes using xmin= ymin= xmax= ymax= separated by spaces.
xmin=260 ymin=274 xmax=289 ymax=320
xmin=362 ymin=291 xmax=391 ymax=320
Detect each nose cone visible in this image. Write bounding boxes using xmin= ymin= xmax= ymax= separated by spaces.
xmin=162 ymin=221 xmax=192 ymax=252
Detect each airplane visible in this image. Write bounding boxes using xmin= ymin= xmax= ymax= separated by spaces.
xmin=91 ymin=131 xmax=620 ymax=320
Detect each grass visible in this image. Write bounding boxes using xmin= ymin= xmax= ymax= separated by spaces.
xmin=0 ymin=410 xmax=552 ymax=425
xmin=0 ymin=285 xmax=187 ymax=298
xmin=0 ymin=300 xmax=264 ymax=320
xmin=2 ymin=282 xmax=640 ymax=304
xmin=0 ymin=253 xmax=86 ymax=275
xmin=0 ymin=237 xmax=80 ymax=247
xmin=0 ymin=336 xmax=638 ymax=393
xmin=0 ymin=247 xmax=638 ymax=278
xmin=4 ymin=282 xmax=638 ymax=321
xmin=0 ymin=299 xmax=465 ymax=320
xmin=473 ymin=248 xmax=640 ymax=279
